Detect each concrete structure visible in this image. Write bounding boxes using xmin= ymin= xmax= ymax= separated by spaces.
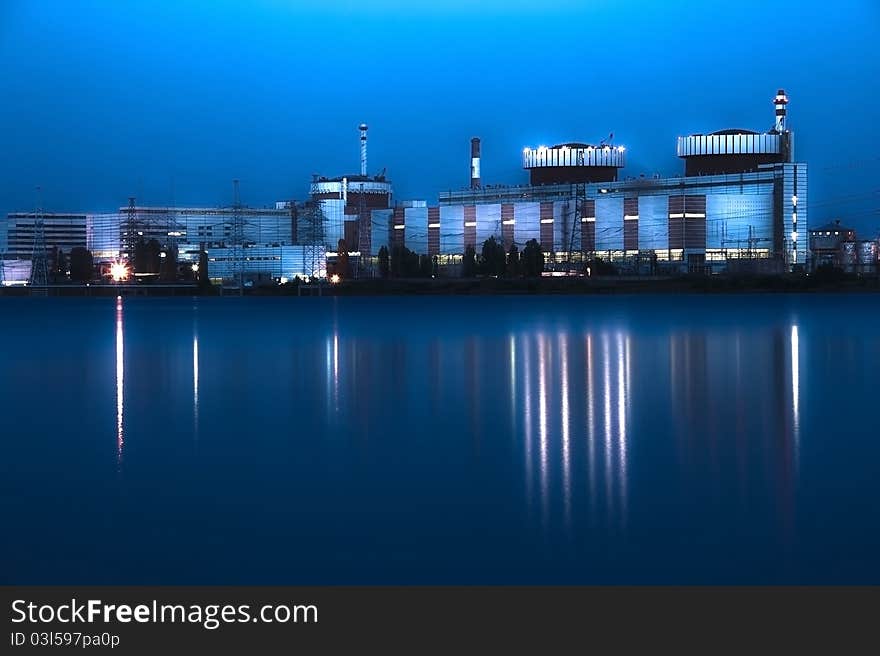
xmin=309 ymin=124 xmax=393 ymax=262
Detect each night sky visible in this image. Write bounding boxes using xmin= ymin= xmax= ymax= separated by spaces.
xmin=1 ymin=0 xmax=878 ymax=241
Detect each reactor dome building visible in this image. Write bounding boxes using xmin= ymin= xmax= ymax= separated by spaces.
xmin=676 ymin=89 xmax=792 ymax=176
xmin=308 ymin=123 xmax=392 ymax=256
xmin=522 ymin=141 xmax=626 ymax=185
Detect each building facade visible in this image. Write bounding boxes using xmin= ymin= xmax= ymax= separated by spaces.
xmin=363 ymin=88 xmax=808 ymax=274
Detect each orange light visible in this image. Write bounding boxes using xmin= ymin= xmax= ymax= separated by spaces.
xmin=110 ymin=262 xmax=129 ymax=282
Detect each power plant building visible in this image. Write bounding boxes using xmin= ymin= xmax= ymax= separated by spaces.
xmin=309 ymin=124 xmax=393 ymax=259
xmin=368 ymin=89 xmax=808 ymax=273
xmin=3 ymin=89 xmax=818 ymax=283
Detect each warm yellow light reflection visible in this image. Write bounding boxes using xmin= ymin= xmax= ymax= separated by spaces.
xmin=115 ymin=296 xmax=124 ymax=467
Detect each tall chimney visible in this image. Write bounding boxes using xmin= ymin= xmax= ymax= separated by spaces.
xmin=470 ymin=137 xmax=481 ymax=189
xmin=359 ymin=123 xmax=368 ymax=176
xmin=773 ymin=89 xmax=789 ymax=133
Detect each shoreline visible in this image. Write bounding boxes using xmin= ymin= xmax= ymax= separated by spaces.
xmin=2 ymin=274 xmax=879 ymax=297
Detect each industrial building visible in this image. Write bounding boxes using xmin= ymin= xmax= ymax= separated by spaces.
xmin=1 ymin=201 xmax=323 ymax=285
xmin=4 ymin=89 xmax=851 ymax=284
xmin=809 ymin=221 xmax=877 ymax=274
xmin=374 ymin=89 xmax=808 ymax=274
xmin=308 ymin=123 xmax=393 ymax=276
xmin=5 ymin=212 xmax=88 ymax=259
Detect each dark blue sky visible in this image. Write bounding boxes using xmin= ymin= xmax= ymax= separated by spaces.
xmin=1 ymin=0 xmax=878 ymax=234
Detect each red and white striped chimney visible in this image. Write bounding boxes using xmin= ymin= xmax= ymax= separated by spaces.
xmin=359 ymin=123 xmax=368 ymax=176
xmin=470 ymin=137 xmax=481 ymax=189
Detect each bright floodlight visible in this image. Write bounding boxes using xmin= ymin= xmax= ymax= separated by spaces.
xmin=110 ymin=262 xmax=128 ymax=282
xmin=330 ymin=274 xmax=341 ymax=284
xmin=191 ymin=263 xmax=200 ymax=273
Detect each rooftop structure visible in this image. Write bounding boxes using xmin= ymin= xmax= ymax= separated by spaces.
xmin=522 ymin=141 xmax=626 ymax=185
xmin=676 ymin=89 xmax=793 ymax=176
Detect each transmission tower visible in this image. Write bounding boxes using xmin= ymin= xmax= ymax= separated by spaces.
xmin=356 ymin=181 xmax=367 ymax=279
xmin=231 ymin=179 xmax=244 ymax=295
xmin=29 ymin=186 xmax=49 ymax=287
xmin=567 ymin=183 xmax=587 ymax=270
xmin=301 ymin=198 xmax=326 ymax=280
xmin=122 ymin=196 xmax=138 ymax=261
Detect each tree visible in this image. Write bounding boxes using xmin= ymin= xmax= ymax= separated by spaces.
xmin=378 ymin=246 xmax=390 ymax=278
xmin=391 ymin=245 xmax=420 ymax=277
xmin=480 ymin=237 xmax=506 ymax=277
xmin=522 ymin=239 xmax=545 ymax=277
xmin=418 ymin=254 xmax=433 ymax=278
xmin=462 ymin=245 xmax=477 ymax=277
xmin=390 ymin=244 xmax=403 ymax=277
xmin=197 ymin=250 xmax=211 ymax=289
xmin=133 ymin=237 xmax=162 ymax=274
xmin=69 ymin=247 xmax=93 ymax=282
xmin=159 ymin=246 xmax=178 ymax=282
xmin=53 ymin=248 xmax=67 ymax=282
xmin=507 ymin=244 xmax=520 ymax=277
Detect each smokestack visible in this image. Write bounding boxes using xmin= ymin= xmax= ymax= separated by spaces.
xmin=359 ymin=123 xmax=368 ymax=176
xmin=773 ymin=89 xmax=789 ymax=133
xmin=470 ymin=137 xmax=481 ymax=189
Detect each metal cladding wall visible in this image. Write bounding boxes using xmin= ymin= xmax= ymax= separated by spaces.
xmin=668 ymin=196 xmax=707 ymax=250
xmin=552 ymin=201 xmax=572 ymax=253
xmin=475 ymin=204 xmax=500 ymax=247
xmin=203 ymin=245 xmax=321 ymax=280
xmin=539 ymin=203 xmax=554 ymax=251
xmin=595 ymin=197 xmax=624 ymax=251
xmin=706 ymin=194 xmax=773 ymax=251
xmin=623 ymin=198 xmax=639 ymax=251
xmin=318 ymin=197 xmax=346 ymax=249
xmin=76 ymin=207 xmax=294 ymax=262
xmin=515 ymin=202 xmax=541 ymax=247
xmin=404 ymin=206 xmax=429 ymax=255
xmin=369 ymin=209 xmax=392 ymax=256
xmin=428 ymin=207 xmax=440 ymax=256
xmin=523 ymin=145 xmax=625 ymax=185
xmin=580 ymin=199 xmax=596 ymax=252
xmin=501 ymin=204 xmax=514 ymax=250
xmin=463 ymin=206 xmax=477 ymax=250
xmin=523 ymin=146 xmax=625 ymax=168
xmin=389 ymin=162 xmax=804 ymax=268
xmin=440 ymin=205 xmax=464 ymax=254
xmin=391 ymin=207 xmax=405 ymax=249
xmin=87 ymin=213 xmax=121 ymax=257
xmin=677 ymin=133 xmax=783 ymax=157
xmin=637 ymin=196 xmax=668 ymax=251
xmin=310 ymin=178 xmax=392 ymax=250
xmin=677 ymin=133 xmax=789 ymax=176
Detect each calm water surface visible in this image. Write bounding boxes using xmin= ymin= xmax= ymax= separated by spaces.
xmin=1 ymin=294 xmax=878 ymax=584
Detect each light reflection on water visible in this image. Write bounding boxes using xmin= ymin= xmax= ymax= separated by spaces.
xmin=1 ymin=295 xmax=876 ymax=585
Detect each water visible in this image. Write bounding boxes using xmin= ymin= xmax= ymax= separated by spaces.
xmin=1 ymin=294 xmax=878 ymax=585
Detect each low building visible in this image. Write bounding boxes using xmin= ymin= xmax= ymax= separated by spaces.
xmin=808 ymin=220 xmax=857 ymax=270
